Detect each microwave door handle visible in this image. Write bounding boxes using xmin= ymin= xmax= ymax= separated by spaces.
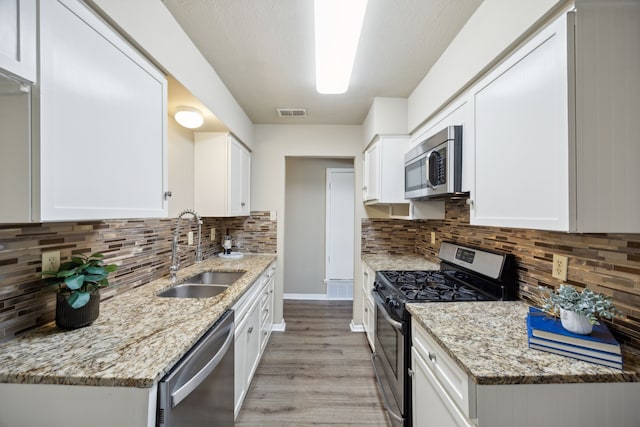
xmin=425 ymin=152 xmax=436 ymax=190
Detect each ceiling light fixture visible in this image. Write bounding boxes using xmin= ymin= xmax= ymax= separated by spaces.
xmin=314 ymin=0 xmax=368 ymax=94
xmin=174 ymin=106 xmax=204 ymax=129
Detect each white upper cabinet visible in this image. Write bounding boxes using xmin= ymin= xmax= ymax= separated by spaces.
xmin=470 ymin=1 xmax=640 ymax=232
xmin=362 ymin=135 xmax=409 ymax=204
xmin=194 ymin=132 xmax=251 ymax=217
xmin=0 ymin=0 xmax=37 ymax=83
xmin=0 ymin=0 xmax=168 ymax=222
xmin=35 ymin=0 xmax=168 ymax=221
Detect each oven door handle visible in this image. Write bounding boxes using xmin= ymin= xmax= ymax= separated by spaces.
xmin=372 ymin=291 xmax=403 ymax=331
xmin=371 ymin=352 xmax=405 ymax=424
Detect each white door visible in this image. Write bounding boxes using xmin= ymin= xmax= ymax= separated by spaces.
xmin=325 ymin=168 xmax=355 ymax=280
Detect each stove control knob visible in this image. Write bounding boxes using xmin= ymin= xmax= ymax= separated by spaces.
xmin=389 ymin=298 xmax=401 ymax=309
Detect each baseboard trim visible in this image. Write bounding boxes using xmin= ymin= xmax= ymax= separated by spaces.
xmin=350 ymin=320 xmax=365 ymax=332
xmin=283 ymin=293 xmax=353 ymax=301
xmin=271 ymin=320 xmax=286 ymax=332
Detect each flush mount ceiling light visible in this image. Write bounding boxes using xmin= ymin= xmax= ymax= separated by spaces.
xmin=174 ymin=106 xmax=204 ymax=129
xmin=314 ymin=0 xmax=368 ymax=94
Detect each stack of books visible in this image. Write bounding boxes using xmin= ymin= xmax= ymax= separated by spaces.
xmin=526 ymin=307 xmax=622 ymax=369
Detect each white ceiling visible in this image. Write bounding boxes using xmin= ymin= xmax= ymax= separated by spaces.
xmin=162 ymin=0 xmax=483 ymax=126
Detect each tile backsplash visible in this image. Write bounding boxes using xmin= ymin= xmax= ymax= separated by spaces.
xmin=362 ymin=199 xmax=640 ymax=349
xmin=0 ymin=212 xmax=276 ymax=342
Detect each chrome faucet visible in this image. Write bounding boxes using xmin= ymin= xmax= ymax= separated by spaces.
xmin=170 ymin=209 xmax=203 ymax=280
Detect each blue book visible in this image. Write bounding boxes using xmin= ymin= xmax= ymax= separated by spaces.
xmin=527 ymin=307 xmax=621 ymax=354
xmin=528 ymin=342 xmax=622 ymax=369
xmin=528 ymin=336 xmax=622 ymax=363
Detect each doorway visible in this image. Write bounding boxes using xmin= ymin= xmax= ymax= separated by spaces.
xmin=284 ymin=157 xmax=354 ymax=299
xmin=325 ymin=168 xmax=355 ymax=298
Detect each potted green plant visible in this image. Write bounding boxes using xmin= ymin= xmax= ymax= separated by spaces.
xmin=539 ymin=284 xmax=620 ymax=334
xmin=43 ymin=252 xmax=118 ymax=329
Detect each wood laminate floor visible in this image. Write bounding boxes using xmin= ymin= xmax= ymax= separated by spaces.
xmin=235 ymin=300 xmax=391 ymax=427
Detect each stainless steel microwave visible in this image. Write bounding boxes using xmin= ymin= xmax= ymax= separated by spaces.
xmin=404 ymin=125 xmax=463 ymax=200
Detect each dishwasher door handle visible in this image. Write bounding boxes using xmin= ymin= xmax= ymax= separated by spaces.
xmin=171 ymin=325 xmax=234 ymax=407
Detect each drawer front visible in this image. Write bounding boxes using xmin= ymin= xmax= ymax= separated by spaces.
xmin=412 ymin=320 xmax=475 ymax=419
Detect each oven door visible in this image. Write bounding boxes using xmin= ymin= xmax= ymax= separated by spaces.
xmin=372 ymin=291 xmax=407 ymax=427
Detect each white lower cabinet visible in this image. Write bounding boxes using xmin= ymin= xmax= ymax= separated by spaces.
xmin=361 ymin=261 xmax=375 ymax=351
xmin=233 ymin=262 xmax=275 ymax=419
xmin=411 ymin=319 xmax=640 ymax=427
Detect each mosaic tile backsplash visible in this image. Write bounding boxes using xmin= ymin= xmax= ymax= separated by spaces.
xmin=362 ymin=199 xmax=640 ymax=349
xmin=0 ymin=212 xmax=276 ymax=342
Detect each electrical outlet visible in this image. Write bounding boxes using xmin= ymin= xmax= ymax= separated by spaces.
xmin=430 ymin=232 xmax=436 ymax=244
xmin=42 ymin=251 xmax=60 ymax=273
xmin=187 ymin=231 xmax=194 ymax=245
xmin=210 ymin=228 xmax=216 ymax=242
xmin=552 ymin=254 xmax=568 ymax=281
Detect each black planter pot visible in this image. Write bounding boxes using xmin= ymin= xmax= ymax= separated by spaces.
xmin=55 ymin=291 xmax=100 ymax=329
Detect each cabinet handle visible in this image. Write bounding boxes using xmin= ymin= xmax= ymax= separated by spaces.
xmin=248 ymin=326 xmax=254 ymax=334
xmin=408 ymin=368 xmax=415 ymax=377
xmin=241 ymin=202 xmax=246 ymax=207
xmin=428 ymin=352 xmax=437 ymax=363
xmin=364 ymin=307 xmax=368 ymax=312
xmin=164 ymin=191 xmax=172 ymax=200
xmin=362 ymin=186 xmax=367 ymax=191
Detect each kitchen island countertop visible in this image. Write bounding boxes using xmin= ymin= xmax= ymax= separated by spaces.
xmin=0 ymin=254 xmax=276 ymax=388
xmin=408 ymin=301 xmax=640 ymax=385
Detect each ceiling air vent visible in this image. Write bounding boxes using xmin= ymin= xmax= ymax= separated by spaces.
xmin=277 ymin=108 xmax=307 ymax=118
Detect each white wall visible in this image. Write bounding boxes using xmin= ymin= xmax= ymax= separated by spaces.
xmin=167 ymin=118 xmax=195 ymax=217
xmin=408 ymin=0 xmax=565 ymax=132
xmin=87 ymin=0 xmax=254 ymax=148
xmin=362 ymin=97 xmax=408 ymax=147
xmin=252 ymin=124 xmax=364 ymax=326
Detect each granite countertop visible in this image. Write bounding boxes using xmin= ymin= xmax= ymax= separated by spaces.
xmin=0 ymin=254 xmax=276 ymax=388
xmin=362 ymin=253 xmax=439 ymax=271
xmin=408 ymin=301 xmax=640 ymax=385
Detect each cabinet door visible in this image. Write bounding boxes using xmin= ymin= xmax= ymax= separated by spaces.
xmin=37 ymin=0 xmax=167 ymax=221
xmin=363 ymin=141 xmax=380 ymax=201
xmin=260 ymin=276 xmax=274 ymax=352
xmin=471 ymin=14 xmax=570 ymax=231
xmin=0 ymin=0 xmax=36 ymax=83
xmin=412 ymin=348 xmax=475 ymax=427
xmin=234 ymin=318 xmax=248 ymax=418
xmin=228 ymin=137 xmax=250 ymax=216
xmin=244 ymin=299 xmax=262 ymax=387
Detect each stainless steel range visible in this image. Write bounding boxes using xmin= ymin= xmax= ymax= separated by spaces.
xmin=371 ymin=242 xmax=517 ymax=427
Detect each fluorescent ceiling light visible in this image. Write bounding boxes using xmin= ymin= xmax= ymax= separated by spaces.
xmin=174 ymin=106 xmax=204 ymax=129
xmin=314 ymin=0 xmax=368 ymax=94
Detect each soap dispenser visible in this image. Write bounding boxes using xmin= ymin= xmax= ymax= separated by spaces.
xmin=222 ymin=229 xmax=232 ymax=255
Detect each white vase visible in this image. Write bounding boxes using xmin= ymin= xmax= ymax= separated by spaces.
xmin=560 ymin=308 xmax=593 ymax=335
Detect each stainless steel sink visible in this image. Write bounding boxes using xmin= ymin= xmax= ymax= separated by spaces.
xmin=157 ymin=283 xmax=230 ymax=298
xmin=157 ymin=271 xmax=244 ymax=298
xmin=183 ymin=271 xmax=245 ymax=285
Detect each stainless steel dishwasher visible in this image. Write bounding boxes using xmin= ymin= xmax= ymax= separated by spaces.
xmin=157 ymin=310 xmax=234 ymax=426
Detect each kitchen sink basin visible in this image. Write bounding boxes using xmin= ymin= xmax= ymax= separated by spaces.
xmin=157 ymin=283 xmax=230 ymax=298
xmin=157 ymin=271 xmax=244 ymax=298
xmin=183 ymin=271 xmax=245 ymax=285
